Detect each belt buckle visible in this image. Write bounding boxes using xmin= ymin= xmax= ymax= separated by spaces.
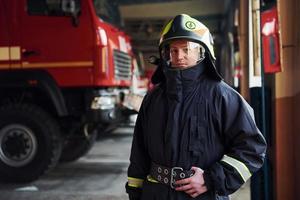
xmin=170 ymin=167 xmax=183 ymax=189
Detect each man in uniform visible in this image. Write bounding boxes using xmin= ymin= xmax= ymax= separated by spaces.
xmin=125 ymin=14 xmax=266 ymax=200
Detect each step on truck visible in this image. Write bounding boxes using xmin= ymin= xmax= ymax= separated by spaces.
xmin=0 ymin=0 xmax=134 ymax=182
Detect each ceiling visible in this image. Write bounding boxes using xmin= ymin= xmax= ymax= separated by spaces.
xmin=118 ymin=0 xmax=234 ymax=57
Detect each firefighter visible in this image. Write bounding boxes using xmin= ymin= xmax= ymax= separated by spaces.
xmin=126 ymin=14 xmax=266 ymax=200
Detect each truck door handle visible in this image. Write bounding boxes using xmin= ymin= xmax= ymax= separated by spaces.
xmin=22 ymin=50 xmax=39 ymax=57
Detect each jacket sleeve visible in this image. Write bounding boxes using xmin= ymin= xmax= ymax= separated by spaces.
xmin=203 ymin=87 xmax=267 ymax=196
xmin=125 ymin=95 xmax=151 ymax=200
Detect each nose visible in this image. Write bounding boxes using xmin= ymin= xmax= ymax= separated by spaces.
xmin=176 ymin=49 xmax=186 ymax=60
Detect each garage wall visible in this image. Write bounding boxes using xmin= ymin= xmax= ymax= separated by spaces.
xmin=275 ymin=0 xmax=300 ymax=199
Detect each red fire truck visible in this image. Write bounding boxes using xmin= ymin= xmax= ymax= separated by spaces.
xmin=0 ymin=0 xmax=134 ymax=182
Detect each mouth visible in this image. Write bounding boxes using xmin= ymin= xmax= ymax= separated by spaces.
xmin=174 ymin=63 xmax=187 ymax=67
xmin=174 ymin=62 xmax=186 ymax=66
xmin=171 ymin=65 xmax=189 ymax=69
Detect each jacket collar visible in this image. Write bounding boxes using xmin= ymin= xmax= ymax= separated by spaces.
xmin=163 ymin=62 xmax=206 ymax=100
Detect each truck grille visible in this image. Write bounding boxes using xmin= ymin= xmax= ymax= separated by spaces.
xmin=113 ymin=50 xmax=132 ymax=80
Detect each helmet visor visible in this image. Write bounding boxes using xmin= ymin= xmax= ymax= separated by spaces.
xmin=161 ymin=40 xmax=206 ymax=68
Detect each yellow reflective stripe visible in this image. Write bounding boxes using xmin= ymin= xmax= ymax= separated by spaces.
xmin=161 ymin=19 xmax=173 ymax=36
xmin=128 ymin=177 xmax=144 ymax=188
xmin=0 ymin=47 xmax=9 ymax=60
xmin=22 ymin=61 xmax=93 ymax=68
xmin=221 ymin=155 xmax=252 ymax=182
xmin=146 ymin=175 xmax=158 ymax=183
xmin=10 ymin=46 xmax=21 ymax=60
xmin=101 ymin=47 xmax=107 ymax=72
xmin=0 ymin=46 xmax=21 ymax=61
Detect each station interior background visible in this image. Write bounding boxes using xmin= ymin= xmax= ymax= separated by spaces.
xmin=1 ymin=0 xmax=300 ymax=200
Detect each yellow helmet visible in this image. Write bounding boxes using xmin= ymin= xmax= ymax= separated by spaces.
xmin=159 ymin=14 xmax=215 ymax=60
xmin=158 ymin=14 xmax=222 ymax=80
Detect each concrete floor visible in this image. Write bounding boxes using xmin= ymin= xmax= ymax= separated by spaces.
xmin=0 ymin=126 xmax=250 ymax=200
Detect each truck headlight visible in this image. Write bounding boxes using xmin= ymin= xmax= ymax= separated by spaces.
xmin=91 ymin=96 xmax=115 ymax=110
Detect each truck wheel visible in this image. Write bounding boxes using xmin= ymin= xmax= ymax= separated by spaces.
xmin=0 ymin=104 xmax=62 ymax=183
xmin=60 ymin=125 xmax=97 ymax=162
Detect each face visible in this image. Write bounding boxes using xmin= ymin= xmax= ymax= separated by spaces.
xmin=169 ymin=40 xmax=201 ymax=69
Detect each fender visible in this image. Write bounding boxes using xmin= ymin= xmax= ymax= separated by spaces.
xmin=0 ymin=70 xmax=68 ymax=116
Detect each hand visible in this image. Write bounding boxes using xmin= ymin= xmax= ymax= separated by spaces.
xmin=175 ymin=167 xmax=207 ymax=198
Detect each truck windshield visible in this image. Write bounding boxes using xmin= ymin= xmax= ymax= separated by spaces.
xmin=93 ymin=0 xmax=121 ymax=27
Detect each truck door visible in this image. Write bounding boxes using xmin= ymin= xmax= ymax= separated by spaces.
xmin=0 ymin=0 xmax=21 ymax=69
xmin=20 ymin=0 xmax=95 ymax=85
xmin=0 ymin=0 xmax=9 ymax=68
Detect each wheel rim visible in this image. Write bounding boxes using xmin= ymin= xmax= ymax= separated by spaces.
xmin=0 ymin=124 xmax=38 ymax=167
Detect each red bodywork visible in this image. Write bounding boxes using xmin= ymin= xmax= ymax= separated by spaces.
xmin=0 ymin=0 xmax=133 ymax=87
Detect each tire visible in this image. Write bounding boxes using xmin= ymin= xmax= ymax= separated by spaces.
xmin=0 ymin=104 xmax=62 ymax=183
xmin=59 ymin=125 xmax=97 ymax=162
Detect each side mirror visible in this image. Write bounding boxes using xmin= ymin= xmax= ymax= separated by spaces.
xmin=61 ymin=0 xmax=79 ymax=26
xmin=62 ymin=0 xmax=76 ymax=15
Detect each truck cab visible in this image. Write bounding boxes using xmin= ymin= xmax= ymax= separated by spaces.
xmin=0 ymin=0 xmax=134 ymax=182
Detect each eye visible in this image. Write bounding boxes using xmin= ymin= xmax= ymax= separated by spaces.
xmin=170 ymin=48 xmax=178 ymax=54
xmin=182 ymin=48 xmax=189 ymax=54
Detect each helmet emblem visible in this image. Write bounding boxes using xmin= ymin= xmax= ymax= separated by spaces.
xmin=185 ymin=21 xmax=196 ymax=30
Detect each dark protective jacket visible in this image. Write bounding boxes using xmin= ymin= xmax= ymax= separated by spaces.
xmin=126 ymin=62 xmax=267 ymax=200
